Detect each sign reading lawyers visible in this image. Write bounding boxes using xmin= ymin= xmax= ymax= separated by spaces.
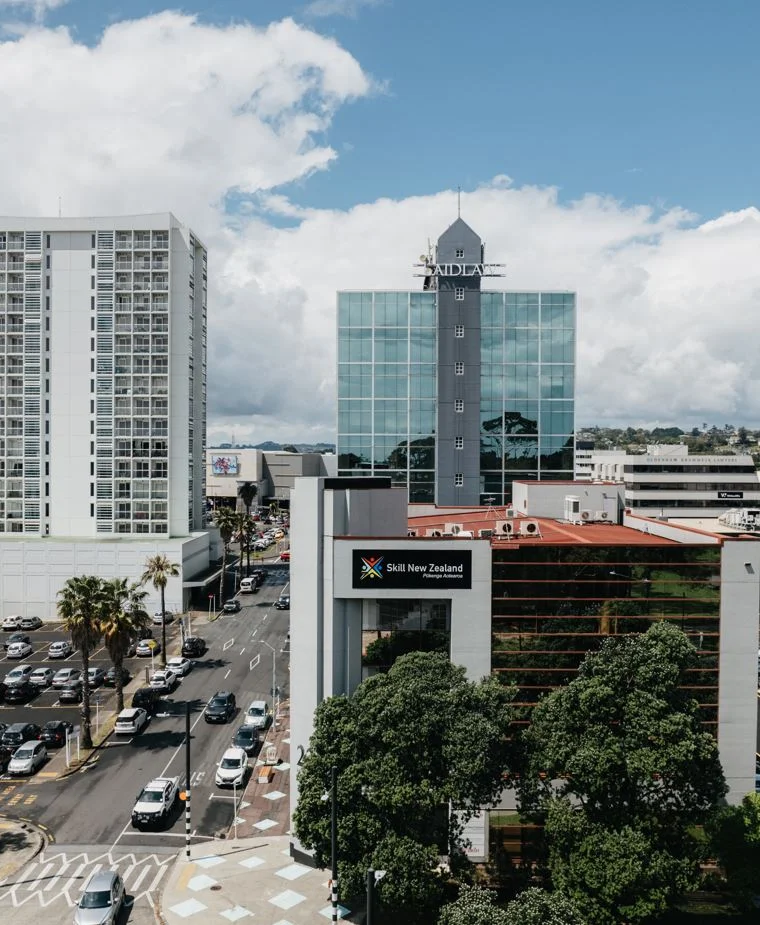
xmin=352 ymin=549 xmax=472 ymax=590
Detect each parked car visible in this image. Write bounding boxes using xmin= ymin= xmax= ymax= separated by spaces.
xmin=181 ymin=636 xmax=206 ymax=658
xmin=103 ymin=666 xmax=131 ymax=688
xmin=149 ymin=669 xmax=177 ymax=693
xmin=232 ymin=725 xmax=259 ymax=755
xmin=131 ymin=687 xmax=163 ymax=715
xmin=2 ymin=722 xmax=42 ymax=749
xmin=4 ymin=632 xmax=31 ymax=651
xmin=52 ymin=667 xmax=81 ymax=688
xmin=215 ymin=747 xmax=248 ymax=788
xmin=4 ymin=682 xmax=37 ymax=705
xmin=166 ymin=656 xmax=192 ymax=677
xmin=74 ymin=869 xmax=125 ymax=925
xmin=48 ymin=640 xmax=73 ymax=659
xmin=135 ymin=639 xmax=161 ymax=657
xmin=251 ymin=568 xmax=266 ymax=584
xmin=58 ymin=682 xmax=83 ymax=704
xmin=87 ymin=666 xmax=106 ymax=688
xmin=30 ymin=667 xmax=55 ymax=688
xmin=279 ymin=550 xmax=291 ymax=562
xmin=275 ymin=595 xmax=290 ymax=611
xmin=39 ymin=720 xmax=74 ymax=748
xmin=152 ymin=611 xmax=173 ymax=625
xmin=6 ymin=640 xmax=33 ymax=659
xmin=223 ymin=599 xmax=241 ymax=614
xmin=204 ymin=691 xmax=236 ymax=724
xmin=8 ymin=741 xmax=47 ymax=776
xmin=19 ymin=616 xmax=43 ymax=630
xmin=0 ymin=745 xmax=12 ymax=774
xmin=239 ymin=577 xmax=259 ymax=593
xmin=4 ymin=664 xmax=33 ymax=687
xmin=1 ymin=615 xmax=22 ymax=631
xmin=115 ymin=708 xmax=149 ymax=735
xmin=243 ymin=700 xmax=271 ymax=731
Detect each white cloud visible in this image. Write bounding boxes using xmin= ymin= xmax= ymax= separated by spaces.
xmin=1 ymin=12 xmax=759 ymax=448
xmin=304 ymin=0 xmax=385 ymax=19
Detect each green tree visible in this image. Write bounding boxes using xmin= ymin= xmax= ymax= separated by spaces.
xmin=503 ymin=887 xmax=585 ymax=925
xmin=141 ymin=554 xmax=180 ymax=668
xmin=706 ymin=792 xmax=760 ymax=910
xmin=100 ymin=578 xmax=150 ymax=712
xmin=438 ymin=884 xmax=509 ymax=925
xmin=57 ymin=576 xmax=104 ymax=748
xmin=213 ymin=506 xmax=237 ymax=601
xmin=236 ymin=481 xmax=258 ymax=575
xmin=294 ymin=652 xmax=515 ymax=923
xmin=518 ymin=623 xmax=726 ymax=924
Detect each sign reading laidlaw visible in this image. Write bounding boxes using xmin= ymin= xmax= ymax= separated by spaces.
xmin=352 ymin=549 xmax=472 ymax=590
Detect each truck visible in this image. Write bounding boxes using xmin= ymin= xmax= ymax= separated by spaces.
xmin=131 ymin=776 xmax=180 ymax=829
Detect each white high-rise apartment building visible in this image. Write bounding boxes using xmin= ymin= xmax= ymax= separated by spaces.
xmin=0 ymin=213 xmax=206 ymax=538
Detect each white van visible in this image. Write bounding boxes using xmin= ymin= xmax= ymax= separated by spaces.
xmin=240 ymin=577 xmax=257 ymax=593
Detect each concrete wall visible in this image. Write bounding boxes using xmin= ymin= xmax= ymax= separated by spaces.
xmin=512 ymin=481 xmax=623 ymax=519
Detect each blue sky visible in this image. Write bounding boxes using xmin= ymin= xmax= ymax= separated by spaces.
xmin=45 ymin=0 xmax=760 ymax=220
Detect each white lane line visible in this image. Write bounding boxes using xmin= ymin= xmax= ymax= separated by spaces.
xmin=128 ymin=866 xmax=151 ymax=892
xmin=251 ymin=629 xmax=258 ymax=638
xmin=239 ymin=647 xmax=245 ymax=655
xmin=223 ymin=638 xmax=234 ymax=651
xmin=146 ymin=865 xmax=169 ymax=892
xmin=224 ymin=669 xmax=231 ymax=679
xmin=123 ymin=830 xmax=217 ymax=839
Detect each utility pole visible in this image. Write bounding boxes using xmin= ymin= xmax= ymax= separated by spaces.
xmin=185 ymin=702 xmax=191 ymax=860
xmin=366 ymin=869 xmax=375 ymax=925
xmin=331 ymin=765 xmax=338 ymax=923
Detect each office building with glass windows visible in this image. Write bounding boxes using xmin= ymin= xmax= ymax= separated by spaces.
xmin=337 ymin=218 xmax=576 ymax=506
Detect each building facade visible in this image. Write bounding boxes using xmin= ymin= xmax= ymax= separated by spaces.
xmin=0 ymin=214 xmax=206 ymax=538
xmin=336 ymin=219 xmax=576 ymax=506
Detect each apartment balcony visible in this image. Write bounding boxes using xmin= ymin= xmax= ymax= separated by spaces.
xmin=115 ymin=261 xmax=132 ymax=270
xmin=6 ymin=282 xmax=23 ymax=292
xmin=152 ymin=280 xmax=168 ymax=292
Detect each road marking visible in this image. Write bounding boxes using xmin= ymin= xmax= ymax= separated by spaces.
xmin=249 ymin=654 xmax=261 ymax=671
xmin=223 ymin=638 xmax=235 ymax=651
xmin=129 ymin=865 xmax=151 ymax=892
xmin=239 ymin=647 xmax=245 ymax=655
xmin=26 ymin=861 xmax=54 ymax=891
xmin=224 ymin=668 xmax=231 ymax=679
xmin=251 ymin=628 xmax=258 ymax=638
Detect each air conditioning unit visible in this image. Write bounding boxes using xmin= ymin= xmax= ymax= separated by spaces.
xmin=580 ymin=510 xmax=593 ymax=522
xmin=407 ymin=529 xmax=419 ymax=537
xmin=505 ymin=508 xmax=516 ymax=518
xmin=595 ymin=510 xmax=611 ymax=522
xmin=520 ymin=520 xmax=540 ymax=536
xmin=478 ymin=529 xmax=493 ymax=538
xmin=426 ymin=529 xmax=443 ymax=537
xmin=444 ymin=523 xmax=464 ymax=535
xmin=494 ymin=520 xmax=515 ymax=535
xmin=456 ymin=530 xmax=474 ymax=538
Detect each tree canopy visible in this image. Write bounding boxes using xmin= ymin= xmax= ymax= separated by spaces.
xmin=294 ymin=651 xmax=515 ymax=923
xmin=518 ymin=622 xmax=726 ymax=924
xmin=706 ymin=792 xmax=760 ymax=911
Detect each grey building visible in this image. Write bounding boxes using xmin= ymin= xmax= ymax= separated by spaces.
xmin=336 ymin=218 xmax=576 ymax=506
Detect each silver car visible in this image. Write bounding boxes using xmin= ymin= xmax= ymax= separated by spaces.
xmin=8 ymin=741 xmax=47 ymax=776
xmin=74 ymin=869 xmax=124 ymax=925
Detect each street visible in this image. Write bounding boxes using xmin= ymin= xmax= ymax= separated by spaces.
xmin=0 ymin=564 xmax=291 ymax=924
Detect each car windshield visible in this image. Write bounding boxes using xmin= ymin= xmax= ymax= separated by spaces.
xmin=7 ymin=670 xmax=23 ymax=678
xmin=236 ymin=729 xmax=254 ymax=741
xmin=138 ymin=790 xmax=163 ymax=802
xmin=79 ymin=890 xmax=111 ymax=909
xmin=14 ymin=747 xmax=33 ymax=757
xmin=221 ymin=757 xmax=242 ymax=769
xmin=248 ymin=707 xmax=264 ymax=717
xmin=209 ymin=699 xmax=226 ymax=709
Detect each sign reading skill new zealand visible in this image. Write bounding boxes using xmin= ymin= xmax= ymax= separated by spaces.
xmin=352 ymin=550 xmax=472 ymax=590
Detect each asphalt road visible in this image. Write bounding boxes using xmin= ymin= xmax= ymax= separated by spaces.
xmin=8 ymin=565 xmax=291 ymax=850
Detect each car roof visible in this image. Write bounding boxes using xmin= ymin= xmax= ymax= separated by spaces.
xmin=6 ymin=722 xmax=30 ymax=731
xmin=222 ymin=746 xmax=246 ymax=759
xmin=247 ymin=699 xmax=267 ymax=709
xmin=84 ymin=870 xmax=119 ymax=891
xmin=118 ymin=709 xmax=139 ymax=719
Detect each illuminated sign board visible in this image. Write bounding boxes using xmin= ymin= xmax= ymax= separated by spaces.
xmin=211 ymin=455 xmax=240 ymax=476
xmin=352 ymin=549 xmax=472 ymax=590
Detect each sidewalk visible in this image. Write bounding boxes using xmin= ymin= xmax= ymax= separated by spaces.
xmin=0 ymin=815 xmax=46 ymax=883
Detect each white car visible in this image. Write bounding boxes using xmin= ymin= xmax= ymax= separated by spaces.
xmin=3 ymin=664 xmax=33 ymax=686
xmin=215 ymin=747 xmax=248 ymax=787
xmin=29 ymin=667 xmax=55 ymax=688
xmin=6 ymin=640 xmax=32 ymax=659
xmin=152 ymin=611 xmax=173 ymax=625
xmin=243 ymin=700 xmax=271 ymax=731
xmin=149 ymin=669 xmax=177 ymax=692
xmin=1 ymin=615 xmax=22 ymax=631
xmin=8 ymin=741 xmax=47 ymax=776
xmin=52 ymin=667 xmax=81 ymax=688
xmin=114 ymin=708 xmax=149 ymax=735
xmin=19 ymin=616 xmax=43 ymax=630
xmin=166 ymin=656 xmax=192 ymax=677
xmin=48 ymin=640 xmax=73 ymax=659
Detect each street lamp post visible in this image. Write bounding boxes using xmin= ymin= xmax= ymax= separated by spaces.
xmin=366 ymin=868 xmax=386 ymax=925
xmin=331 ymin=765 xmax=338 ymax=923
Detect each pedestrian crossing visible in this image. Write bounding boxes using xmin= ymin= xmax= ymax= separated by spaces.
xmin=0 ymin=847 xmax=173 ymax=910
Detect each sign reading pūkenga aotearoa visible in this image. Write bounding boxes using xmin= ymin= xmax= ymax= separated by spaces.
xmin=352 ymin=549 xmax=472 ymax=590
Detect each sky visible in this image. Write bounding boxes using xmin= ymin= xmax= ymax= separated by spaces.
xmin=2 ymin=0 xmax=760 ymax=443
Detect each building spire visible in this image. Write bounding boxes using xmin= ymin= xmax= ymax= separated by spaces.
xmin=457 ymin=185 xmax=461 ymax=218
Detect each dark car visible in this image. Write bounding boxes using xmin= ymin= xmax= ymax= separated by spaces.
xmin=0 ymin=745 xmax=12 ymax=774
xmin=39 ymin=720 xmax=74 ymax=748
xmin=232 ymin=725 xmax=258 ymax=755
xmin=3 ymin=632 xmax=31 ymax=652
xmin=181 ymin=636 xmax=206 ymax=658
xmin=131 ymin=687 xmax=162 ymax=715
xmin=204 ymin=691 xmax=236 ymax=723
xmin=4 ymin=682 xmax=37 ymax=705
xmin=275 ymin=596 xmax=290 ymax=610
xmin=1 ymin=722 xmax=42 ymax=748
xmin=223 ymin=599 xmax=241 ymax=614
xmin=103 ymin=666 xmax=131 ymax=688
xmin=251 ymin=568 xmax=265 ymax=584
xmin=59 ymin=683 xmax=83 ymax=704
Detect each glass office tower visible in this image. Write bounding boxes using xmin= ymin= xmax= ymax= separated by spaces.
xmin=337 ymin=219 xmax=575 ymax=506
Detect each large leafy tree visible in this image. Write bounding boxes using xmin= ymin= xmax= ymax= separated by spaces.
xmin=141 ymin=555 xmax=179 ymax=667
xmin=213 ymin=507 xmax=237 ymax=601
xmin=237 ymin=481 xmax=257 ymax=575
xmin=100 ymin=578 xmax=150 ymax=712
xmin=437 ymin=885 xmax=509 ymax=925
xmin=294 ymin=652 xmax=515 ymax=923
xmin=518 ymin=622 xmax=726 ymax=924
xmin=706 ymin=792 xmax=760 ymax=911
xmin=57 ymin=575 xmax=104 ymax=748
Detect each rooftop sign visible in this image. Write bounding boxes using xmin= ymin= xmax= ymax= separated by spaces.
xmin=413 ymin=262 xmax=505 ymax=278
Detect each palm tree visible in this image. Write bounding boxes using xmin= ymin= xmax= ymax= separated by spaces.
xmin=100 ymin=579 xmax=150 ymax=712
xmin=142 ymin=555 xmax=180 ymax=668
xmin=237 ymin=482 xmax=258 ymax=575
xmin=236 ymin=511 xmax=256 ymax=577
xmin=213 ymin=506 xmax=237 ymax=601
xmin=57 ymin=576 xmax=104 ymax=749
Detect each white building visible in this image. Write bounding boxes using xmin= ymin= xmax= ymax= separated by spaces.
xmin=0 ymin=215 xmax=215 ymax=616
xmin=589 ymin=445 xmax=760 ymax=518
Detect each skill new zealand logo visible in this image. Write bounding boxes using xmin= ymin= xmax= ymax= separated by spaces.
xmin=359 ymin=555 xmax=384 ymax=581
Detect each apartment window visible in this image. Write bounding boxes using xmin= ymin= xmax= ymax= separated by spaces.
xmin=455 ymin=248 xmax=464 ymax=259
xmin=455 ymin=361 xmax=464 ymax=375
xmin=455 ymin=473 xmax=463 ymax=486
xmin=455 ymin=436 xmax=464 ymax=449
xmin=455 ymin=287 xmax=464 ymax=301
xmin=454 ymin=399 xmax=464 ymax=412
xmin=454 ymin=324 xmax=464 ymax=338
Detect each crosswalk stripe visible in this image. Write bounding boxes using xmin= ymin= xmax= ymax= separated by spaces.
xmin=27 ymin=863 xmax=54 ymax=892
xmin=145 ymin=865 xmax=168 ymax=893
xmin=128 ymin=866 xmax=151 ymax=892
xmin=82 ymin=863 xmax=102 ymax=889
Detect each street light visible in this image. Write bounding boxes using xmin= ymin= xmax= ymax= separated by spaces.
xmin=366 ymin=868 xmax=387 ymax=925
xmin=321 ymin=766 xmax=339 ymax=923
